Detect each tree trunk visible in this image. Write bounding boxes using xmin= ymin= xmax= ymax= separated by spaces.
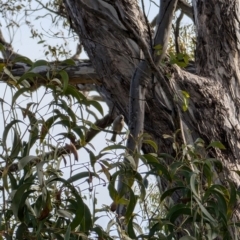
xmin=63 ymin=0 xmax=240 ymax=236
xmin=63 ymin=0 xmax=240 ymax=170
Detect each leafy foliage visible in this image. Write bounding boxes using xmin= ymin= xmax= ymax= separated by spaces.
xmin=140 ymin=136 xmax=240 ymax=239
xmin=0 ymin=60 xmax=113 ymax=239
xmin=0 ymin=59 xmax=239 ymax=239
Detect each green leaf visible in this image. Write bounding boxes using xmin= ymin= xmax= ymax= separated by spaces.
xmin=140 ymin=154 xmax=172 ymax=181
xmin=0 ymin=43 xmax=5 ymax=51
xmin=153 ymin=44 xmax=163 ymax=50
xmin=159 ymin=153 xmax=175 ymax=160
xmin=18 ymin=72 xmax=45 ymax=85
xmin=56 ymin=99 xmax=76 ymax=123
xmin=207 ymin=141 xmax=226 ymax=150
xmin=149 ymin=222 xmax=162 ymax=238
xmin=127 ymin=216 xmax=137 ymax=239
xmin=203 ymin=163 xmax=212 ymax=187
xmin=57 ymin=209 xmax=73 ymax=219
xmin=71 ymin=201 xmax=92 ymax=231
xmin=92 ymin=225 xmax=111 ymax=239
xmin=65 ymin=85 xmax=86 ymax=103
xmin=132 ymin=221 xmax=143 ymax=235
xmin=143 ymin=139 xmax=158 ymax=152
xmin=140 ymin=153 xmax=159 ymax=164
xmin=179 ymin=236 xmax=197 ymax=240
xmin=190 ymin=173 xmax=199 ymax=198
xmin=18 ymin=190 xmax=35 ymax=221
xmin=101 ymin=145 xmax=126 ymax=152
xmin=125 ymin=154 xmax=136 ymax=170
xmin=2 ymin=168 xmax=9 ymax=192
xmin=108 ymin=181 xmax=120 ymax=203
xmin=203 ymin=188 xmax=227 ymax=222
xmin=11 ymin=88 xmax=31 ymax=106
xmin=143 ymin=177 xmax=148 ymax=189
xmin=181 ymin=90 xmax=190 ymax=98
xmin=40 ymin=115 xmax=60 ymax=142
xmin=167 ymin=204 xmax=192 ymax=231
xmin=9 ymin=128 xmax=22 ymax=159
xmin=194 ymin=196 xmax=218 ymax=225
xmin=18 ymin=155 xmax=38 ymax=170
xmin=181 ymin=91 xmax=189 ymax=112
xmin=15 ymin=223 xmax=29 ymax=239
xmin=99 ymin=163 xmax=111 ymax=181
xmin=62 ymin=59 xmax=76 ymax=66
xmin=12 ymin=183 xmax=32 ymax=220
xmin=205 ymin=158 xmax=223 ymax=172
xmin=72 ymin=125 xmax=85 ymax=141
xmin=59 ymin=70 xmax=69 ymax=93
xmin=67 ymin=172 xmax=99 ymax=184
xmin=32 ymin=59 xmax=48 ymax=68
xmin=64 ymin=225 xmax=71 ymax=240
xmin=88 ymin=100 xmax=104 ymax=116
xmin=22 ymin=108 xmax=39 ymax=149
xmin=8 ymin=172 xmax=18 ymax=190
xmin=125 ymin=187 xmax=137 ymax=223
xmin=134 ymin=172 xmax=146 ymax=201
xmin=182 ymin=104 xmax=188 ymax=112
xmin=160 ymin=187 xmax=186 ymax=202
xmin=106 ymin=219 xmax=116 ymax=234
xmin=47 ymin=177 xmax=93 ymax=231
xmin=2 ymin=120 xmax=23 ymax=150
xmin=37 ymin=40 xmax=45 ymax=44
xmin=227 ymin=181 xmax=237 ymax=218
xmin=13 ymin=56 xmax=33 ymax=66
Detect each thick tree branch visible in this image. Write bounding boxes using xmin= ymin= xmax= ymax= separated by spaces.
xmin=173 ymin=11 xmax=184 ymax=54
xmin=151 ymin=0 xmax=193 ymax=27
xmin=43 ymin=114 xmax=114 ymax=159
xmin=71 ymin=0 xmax=133 ymax=41
xmin=75 ymin=0 xmax=159 ymax=81
xmin=177 ymin=0 xmax=193 ymax=21
xmin=116 ymin=0 xmax=179 ymax=219
xmin=154 ymin=0 xmax=178 ymax=62
xmin=3 ymin=114 xmax=114 ymax=175
xmin=141 ymin=0 xmax=153 ymax=50
xmin=117 ymin=60 xmax=149 ymax=218
xmin=0 ymin=59 xmax=100 ymax=88
xmin=71 ymin=43 xmax=83 ymax=60
xmin=0 ymin=29 xmax=23 ymax=60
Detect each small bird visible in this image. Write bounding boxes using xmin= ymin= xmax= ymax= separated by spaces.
xmin=111 ymin=115 xmax=124 ymax=142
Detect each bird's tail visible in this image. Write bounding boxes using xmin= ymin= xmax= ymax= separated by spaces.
xmin=111 ymin=133 xmax=117 ymax=142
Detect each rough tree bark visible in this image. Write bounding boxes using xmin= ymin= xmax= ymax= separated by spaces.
xmin=1 ymin=0 xmax=240 ymax=237
xmin=61 ymin=0 xmax=240 ymax=176
xmin=61 ymin=0 xmax=240 ymax=228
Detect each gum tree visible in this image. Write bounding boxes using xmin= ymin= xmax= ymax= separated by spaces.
xmin=1 ymin=0 xmax=240 ymax=239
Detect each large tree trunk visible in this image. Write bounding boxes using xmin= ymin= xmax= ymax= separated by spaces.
xmin=63 ymin=0 xmax=240 ymax=236
xmin=63 ymin=0 xmax=240 ymax=173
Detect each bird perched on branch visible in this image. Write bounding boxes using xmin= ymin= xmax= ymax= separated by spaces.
xmin=111 ymin=115 xmax=124 ymax=142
